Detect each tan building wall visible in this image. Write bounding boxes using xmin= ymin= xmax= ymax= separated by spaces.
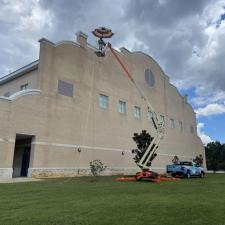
xmin=0 ymin=66 xmax=38 ymax=97
xmin=0 ymin=32 xmax=206 ymax=178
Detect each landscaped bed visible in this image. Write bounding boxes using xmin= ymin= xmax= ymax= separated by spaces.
xmin=0 ymin=174 xmax=225 ymax=225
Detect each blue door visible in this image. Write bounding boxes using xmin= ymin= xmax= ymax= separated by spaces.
xmin=20 ymin=147 xmax=30 ymax=177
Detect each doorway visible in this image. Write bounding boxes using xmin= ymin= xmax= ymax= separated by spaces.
xmin=12 ymin=134 xmax=33 ymax=177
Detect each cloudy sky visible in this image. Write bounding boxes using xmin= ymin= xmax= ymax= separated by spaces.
xmin=1 ymin=0 xmax=225 ymax=144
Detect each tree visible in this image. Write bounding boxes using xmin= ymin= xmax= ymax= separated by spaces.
xmin=131 ymin=130 xmax=157 ymax=169
xmin=205 ymin=141 xmax=225 ymax=172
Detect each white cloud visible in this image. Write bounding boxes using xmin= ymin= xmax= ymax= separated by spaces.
xmin=197 ymin=123 xmax=213 ymax=145
xmin=16 ymin=3 xmax=52 ymax=33
xmin=124 ymin=0 xmax=225 ymax=96
xmin=195 ymin=103 xmax=225 ymax=117
xmin=191 ymin=91 xmax=225 ymax=107
xmin=0 ymin=0 xmax=53 ymax=76
xmin=1 ymin=0 xmax=225 ymax=109
xmin=203 ymin=0 xmax=225 ymax=27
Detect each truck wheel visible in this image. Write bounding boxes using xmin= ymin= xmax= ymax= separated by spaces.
xmin=199 ymin=172 xmax=204 ymax=178
xmin=186 ymin=172 xmax=191 ymax=179
xmin=168 ymin=172 xmax=173 ymax=177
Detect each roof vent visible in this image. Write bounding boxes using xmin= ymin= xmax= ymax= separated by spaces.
xmin=76 ymin=31 xmax=88 ymax=48
xmin=183 ymin=94 xmax=188 ymax=104
xmin=120 ymin=47 xmax=131 ymax=55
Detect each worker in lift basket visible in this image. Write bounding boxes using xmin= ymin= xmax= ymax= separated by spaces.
xmin=98 ymin=38 xmax=108 ymax=56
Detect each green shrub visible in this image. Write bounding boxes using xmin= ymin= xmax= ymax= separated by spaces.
xmin=89 ymin=160 xmax=107 ymax=176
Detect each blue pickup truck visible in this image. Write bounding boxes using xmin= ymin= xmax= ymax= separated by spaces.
xmin=166 ymin=161 xmax=205 ymax=178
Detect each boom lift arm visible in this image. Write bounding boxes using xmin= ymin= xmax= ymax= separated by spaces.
xmin=108 ymin=43 xmax=165 ymax=169
xmin=92 ymin=27 xmax=165 ymax=170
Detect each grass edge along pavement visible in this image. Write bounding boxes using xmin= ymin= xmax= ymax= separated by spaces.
xmin=0 ymin=174 xmax=225 ymax=225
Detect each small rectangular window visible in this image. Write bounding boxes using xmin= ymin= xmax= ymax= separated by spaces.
xmin=179 ymin=121 xmax=183 ymax=132
xmin=147 ymin=111 xmax=154 ymax=121
xmin=170 ymin=118 xmax=175 ymax=129
xmin=20 ymin=83 xmax=28 ymax=90
xmin=58 ymin=80 xmax=74 ymax=97
xmin=118 ymin=100 xmax=126 ymax=114
xmin=3 ymin=92 xmax=10 ymax=97
xmin=99 ymin=94 xmax=109 ymax=109
xmin=134 ymin=106 xmax=141 ymax=119
xmin=160 ymin=115 xmax=165 ymax=123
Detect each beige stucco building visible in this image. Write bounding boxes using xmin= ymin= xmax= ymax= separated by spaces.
xmin=0 ymin=32 xmax=205 ymax=178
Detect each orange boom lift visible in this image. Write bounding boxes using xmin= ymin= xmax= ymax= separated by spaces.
xmin=92 ymin=27 xmax=179 ymax=183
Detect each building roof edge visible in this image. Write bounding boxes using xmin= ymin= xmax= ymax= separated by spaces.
xmin=0 ymin=60 xmax=39 ymax=85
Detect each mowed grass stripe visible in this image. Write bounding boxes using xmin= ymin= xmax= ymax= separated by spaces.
xmin=0 ymin=174 xmax=224 ymax=225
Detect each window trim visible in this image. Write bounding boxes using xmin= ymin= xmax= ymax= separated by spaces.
xmin=20 ymin=83 xmax=28 ymax=91
xmin=147 ymin=111 xmax=154 ymax=121
xmin=179 ymin=121 xmax=183 ymax=132
xmin=169 ymin=118 xmax=175 ymax=129
xmin=99 ymin=94 xmax=109 ymax=109
xmin=118 ymin=100 xmax=126 ymax=114
xmin=160 ymin=115 xmax=165 ymax=124
xmin=133 ymin=106 xmax=141 ymax=119
xmin=144 ymin=68 xmax=155 ymax=87
xmin=57 ymin=80 xmax=74 ymax=97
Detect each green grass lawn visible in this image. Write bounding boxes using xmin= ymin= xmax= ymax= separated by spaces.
xmin=0 ymin=174 xmax=225 ymax=225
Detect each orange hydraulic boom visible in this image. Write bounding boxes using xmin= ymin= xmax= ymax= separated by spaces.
xmin=92 ymin=27 xmax=179 ymax=182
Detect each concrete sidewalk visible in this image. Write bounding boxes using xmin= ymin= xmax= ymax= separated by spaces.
xmin=0 ymin=178 xmax=43 ymax=183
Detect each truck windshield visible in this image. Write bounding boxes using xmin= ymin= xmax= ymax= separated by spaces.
xmin=180 ymin=162 xmax=192 ymax=166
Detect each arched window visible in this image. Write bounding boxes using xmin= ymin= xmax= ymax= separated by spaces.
xmin=144 ymin=68 xmax=155 ymax=87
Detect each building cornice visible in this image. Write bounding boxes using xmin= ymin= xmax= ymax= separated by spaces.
xmin=0 ymin=60 xmax=39 ymax=85
xmin=0 ymin=89 xmax=41 ymax=101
